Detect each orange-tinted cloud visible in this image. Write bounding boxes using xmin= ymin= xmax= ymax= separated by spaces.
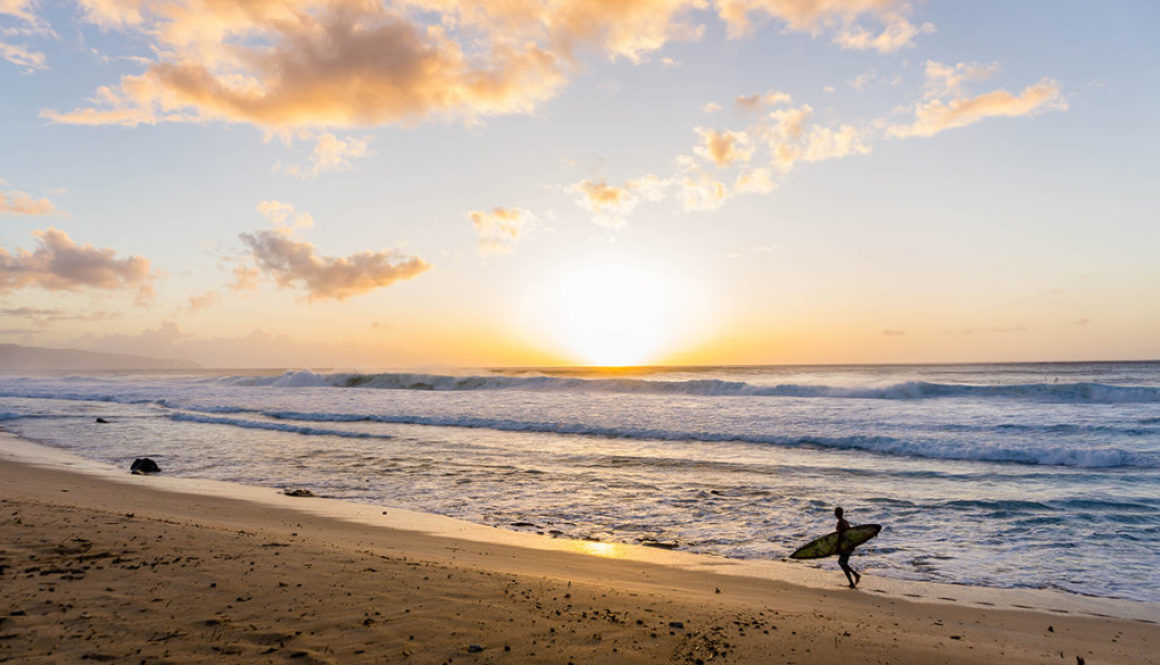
xmin=0 ymin=0 xmax=38 ymax=24
xmin=0 ymin=306 xmax=121 ymax=326
xmin=735 ymin=90 xmax=791 ymax=109
xmin=833 ymin=15 xmax=934 ymax=53
xmin=49 ymin=0 xmax=933 ymax=130
xmin=888 ymin=62 xmax=1067 ymax=138
xmin=716 ymin=0 xmax=931 ymax=53
xmin=0 ymin=40 xmax=45 ymax=70
xmin=757 ymin=105 xmax=870 ymax=170
xmin=469 ymin=206 xmax=537 ymax=255
xmin=1 ymin=0 xmax=51 ymax=70
xmin=567 ymin=178 xmax=637 ymax=228
xmin=0 ymin=184 xmax=56 ymax=215
xmin=188 ymin=290 xmax=218 ymax=311
xmin=276 ymin=132 xmax=372 ymax=178
xmin=733 ymin=167 xmax=775 ymax=194
xmin=0 ymin=228 xmax=154 ymax=300
xmin=238 ymin=203 xmax=430 ymax=301
xmin=47 ymin=1 xmax=566 ymax=129
xmin=231 ymin=264 xmax=259 ymax=291
xmin=678 ymin=171 xmax=730 ymax=211
xmin=693 ymin=127 xmax=754 ymax=167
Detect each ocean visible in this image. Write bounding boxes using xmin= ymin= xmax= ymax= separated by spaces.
xmin=1 ymin=361 xmax=1158 ymax=603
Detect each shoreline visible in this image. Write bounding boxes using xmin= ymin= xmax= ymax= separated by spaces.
xmin=2 ymin=431 xmax=1157 ymax=623
xmin=3 ymin=432 xmax=1158 ymax=664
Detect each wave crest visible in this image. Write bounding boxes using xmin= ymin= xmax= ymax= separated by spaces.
xmin=224 ymin=371 xmax=1160 ymax=404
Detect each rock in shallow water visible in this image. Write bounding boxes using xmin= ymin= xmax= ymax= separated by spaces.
xmin=129 ymin=458 xmax=160 ymax=475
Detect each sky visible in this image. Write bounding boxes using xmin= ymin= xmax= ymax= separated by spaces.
xmin=1 ymin=0 xmax=1158 ymax=368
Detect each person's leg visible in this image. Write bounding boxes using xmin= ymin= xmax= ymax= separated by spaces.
xmin=838 ymin=553 xmax=857 ymax=588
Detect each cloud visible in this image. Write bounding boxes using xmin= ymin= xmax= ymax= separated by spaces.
xmin=45 ymin=1 xmax=567 ymax=129
xmin=888 ymin=61 xmax=1067 ymax=138
xmin=49 ymin=0 xmax=933 ymax=131
xmin=567 ymin=178 xmax=638 ymax=228
xmin=1 ymin=306 xmax=121 ymax=325
xmin=803 ymin=124 xmax=871 ymax=162
xmin=1 ymin=0 xmax=50 ymax=71
xmin=0 ymin=39 xmax=45 ymax=70
xmin=881 ymin=329 xmax=906 ymax=336
xmin=0 ymin=228 xmax=155 ymax=300
xmin=188 ymin=290 xmax=218 ymax=311
xmin=735 ymin=90 xmax=791 ymax=110
xmin=677 ymin=171 xmax=730 ymax=212
xmin=75 ymin=321 xmax=399 ymax=368
xmin=0 ymin=184 xmax=56 ymax=215
xmin=848 ymin=68 xmax=878 ymax=91
xmin=238 ymin=204 xmax=430 ymax=301
xmin=257 ymin=200 xmax=314 ymax=229
xmin=231 ymin=264 xmax=259 ymax=291
xmin=693 ymin=127 xmax=754 ymax=167
xmin=701 ymin=101 xmax=723 ymax=113
xmin=758 ymin=105 xmax=871 ymax=170
xmin=957 ymin=325 xmax=1027 ymax=335
xmin=921 ymin=60 xmax=1000 ymax=99
xmin=833 ymin=16 xmax=934 ymax=53
xmin=0 ymin=0 xmax=37 ymax=24
xmin=275 ymin=132 xmax=373 ymax=178
xmin=733 ymin=167 xmax=775 ymax=194
xmin=890 ymin=78 xmax=1067 ymax=138
xmin=468 ymin=206 xmax=537 ymax=255
xmin=716 ymin=0 xmax=931 ymax=51
xmin=627 ymin=174 xmax=671 ymax=202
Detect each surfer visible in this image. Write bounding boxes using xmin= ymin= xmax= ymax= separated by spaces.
xmin=835 ymin=506 xmax=861 ymax=589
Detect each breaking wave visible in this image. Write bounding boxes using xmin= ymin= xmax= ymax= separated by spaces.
xmin=170 ymin=408 xmax=1160 ymax=469
xmin=223 ymin=370 xmax=1160 ymax=404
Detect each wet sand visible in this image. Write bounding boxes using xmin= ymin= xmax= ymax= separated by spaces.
xmin=1 ymin=435 xmax=1157 ymax=665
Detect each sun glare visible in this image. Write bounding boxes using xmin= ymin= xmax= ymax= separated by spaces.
xmin=551 ymin=262 xmax=676 ymax=366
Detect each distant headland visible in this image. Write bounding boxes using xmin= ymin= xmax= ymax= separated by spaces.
xmin=0 ymin=344 xmax=199 ymax=371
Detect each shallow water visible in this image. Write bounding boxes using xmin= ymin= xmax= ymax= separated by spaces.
xmin=1 ymin=361 xmax=1158 ymax=602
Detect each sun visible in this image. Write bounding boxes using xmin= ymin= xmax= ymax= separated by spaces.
xmin=550 ymin=262 xmax=676 ymax=366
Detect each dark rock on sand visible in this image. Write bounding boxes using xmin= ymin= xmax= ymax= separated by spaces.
xmin=283 ymin=489 xmax=315 ymax=498
xmin=130 ymin=458 xmax=160 ymax=475
xmin=639 ymin=539 xmax=679 ymax=550
xmin=95 ymin=418 xmax=109 ymax=424
xmin=467 ymin=644 xmax=484 ymax=653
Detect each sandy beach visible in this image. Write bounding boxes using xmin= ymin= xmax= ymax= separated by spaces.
xmin=1 ymin=434 xmax=1156 ymax=665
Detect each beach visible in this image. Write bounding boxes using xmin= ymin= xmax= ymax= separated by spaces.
xmin=3 ymin=434 xmax=1157 ymax=665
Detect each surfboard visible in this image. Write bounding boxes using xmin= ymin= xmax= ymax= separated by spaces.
xmin=789 ymin=524 xmax=881 ymax=560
